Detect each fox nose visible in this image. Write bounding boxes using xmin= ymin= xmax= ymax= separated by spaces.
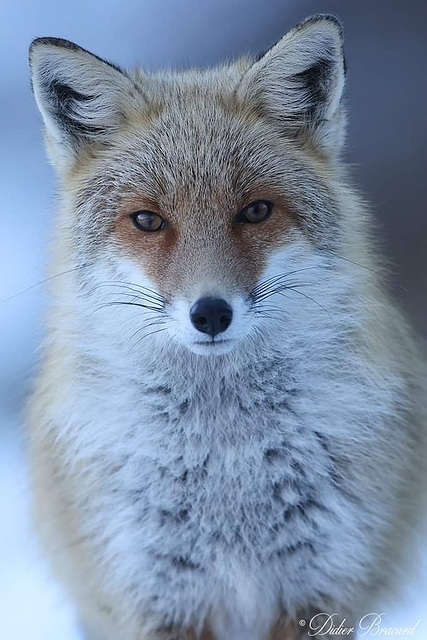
xmin=190 ymin=297 xmax=233 ymax=338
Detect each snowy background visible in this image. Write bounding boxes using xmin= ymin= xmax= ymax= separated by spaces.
xmin=0 ymin=0 xmax=426 ymax=638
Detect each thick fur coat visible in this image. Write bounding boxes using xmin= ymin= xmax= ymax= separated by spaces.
xmin=27 ymin=15 xmax=427 ymax=640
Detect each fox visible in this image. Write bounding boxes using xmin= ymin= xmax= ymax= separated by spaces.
xmin=27 ymin=14 xmax=427 ymax=640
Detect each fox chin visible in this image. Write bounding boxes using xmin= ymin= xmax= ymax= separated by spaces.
xmin=27 ymin=14 xmax=427 ymax=640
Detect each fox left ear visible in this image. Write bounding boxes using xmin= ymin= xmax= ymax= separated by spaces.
xmin=237 ymin=15 xmax=346 ymax=156
xmin=29 ymin=38 xmax=146 ymax=172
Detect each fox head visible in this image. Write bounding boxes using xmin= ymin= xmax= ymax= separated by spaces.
xmin=30 ymin=16 xmax=349 ymax=358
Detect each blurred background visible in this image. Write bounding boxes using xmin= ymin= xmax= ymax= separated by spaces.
xmin=0 ymin=1 xmax=426 ymax=638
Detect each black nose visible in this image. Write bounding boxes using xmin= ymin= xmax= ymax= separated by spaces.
xmin=190 ymin=297 xmax=233 ymax=338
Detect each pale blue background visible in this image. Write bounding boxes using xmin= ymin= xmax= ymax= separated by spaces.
xmin=0 ymin=1 xmax=426 ymax=638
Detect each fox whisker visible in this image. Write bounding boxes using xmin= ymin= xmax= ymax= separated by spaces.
xmin=127 ymin=316 xmax=167 ymax=344
xmin=91 ymin=300 xmax=166 ymax=316
xmin=250 ymin=267 xmax=319 ymax=299
xmin=129 ymin=325 xmax=168 ymax=352
xmin=94 ymin=281 xmax=166 ymax=304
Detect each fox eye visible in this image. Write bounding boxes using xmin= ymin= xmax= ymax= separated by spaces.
xmin=130 ymin=211 xmax=166 ymax=232
xmin=237 ymin=200 xmax=273 ymax=224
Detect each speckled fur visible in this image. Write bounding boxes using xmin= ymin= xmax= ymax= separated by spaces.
xmin=28 ymin=15 xmax=427 ymax=640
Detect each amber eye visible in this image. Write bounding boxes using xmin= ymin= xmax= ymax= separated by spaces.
xmin=237 ymin=200 xmax=273 ymax=224
xmin=130 ymin=211 xmax=166 ymax=232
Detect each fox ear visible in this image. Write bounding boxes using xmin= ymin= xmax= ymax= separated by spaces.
xmin=29 ymin=38 xmax=145 ymax=171
xmin=237 ymin=15 xmax=346 ymax=156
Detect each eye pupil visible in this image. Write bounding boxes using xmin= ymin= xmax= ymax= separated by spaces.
xmin=238 ymin=200 xmax=273 ymax=224
xmin=131 ymin=211 xmax=165 ymax=232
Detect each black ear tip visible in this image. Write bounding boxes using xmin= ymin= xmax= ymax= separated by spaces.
xmin=30 ymin=37 xmax=81 ymax=51
xmin=29 ymin=37 xmax=43 ymax=63
xmin=295 ymin=14 xmax=344 ymax=40
xmin=29 ymin=37 xmax=81 ymax=66
xmin=30 ymin=36 xmax=79 ymax=52
xmin=28 ymin=38 xmax=125 ymax=76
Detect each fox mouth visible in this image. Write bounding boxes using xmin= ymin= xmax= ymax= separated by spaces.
xmin=194 ymin=339 xmax=230 ymax=346
xmin=189 ymin=338 xmax=236 ymax=355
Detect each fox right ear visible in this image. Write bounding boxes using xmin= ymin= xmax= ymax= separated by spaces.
xmin=237 ymin=15 xmax=346 ymax=156
xmin=29 ymin=38 xmax=146 ymax=172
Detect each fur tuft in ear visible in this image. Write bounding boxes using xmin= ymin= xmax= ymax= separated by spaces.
xmin=237 ymin=15 xmax=346 ymax=156
xmin=29 ymin=38 xmax=146 ymax=171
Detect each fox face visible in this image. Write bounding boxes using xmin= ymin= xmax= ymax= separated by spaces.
xmin=30 ymin=17 xmax=346 ymax=356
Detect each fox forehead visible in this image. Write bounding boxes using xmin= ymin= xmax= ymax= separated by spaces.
xmin=75 ymin=86 xmax=284 ymax=197
xmin=71 ymin=84 xmax=334 ymax=227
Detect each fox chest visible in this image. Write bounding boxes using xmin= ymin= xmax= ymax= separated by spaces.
xmin=74 ymin=371 xmax=373 ymax=627
xmin=98 ymin=405 xmax=350 ymax=627
xmin=133 ymin=436 xmax=335 ymax=568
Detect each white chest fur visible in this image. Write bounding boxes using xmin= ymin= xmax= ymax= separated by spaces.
xmin=50 ymin=338 xmax=407 ymax=632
